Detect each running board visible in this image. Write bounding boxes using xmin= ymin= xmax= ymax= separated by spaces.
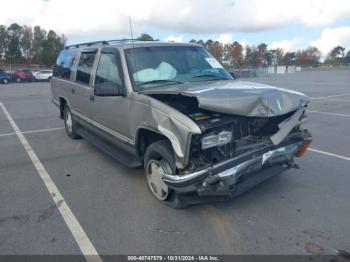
xmin=77 ymin=127 xmax=142 ymax=169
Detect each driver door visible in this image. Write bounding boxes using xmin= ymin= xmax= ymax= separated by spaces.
xmin=90 ymin=47 xmax=132 ymax=143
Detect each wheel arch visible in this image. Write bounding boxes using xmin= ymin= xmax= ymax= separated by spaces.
xmin=58 ymin=97 xmax=69 ymax=119
xmin=135 ymin=127 xmax=171 ymax=159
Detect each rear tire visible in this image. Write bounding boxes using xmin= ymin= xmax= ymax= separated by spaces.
xmin=63 ymin=104 xmax=81 ymax=139
xmin=144 ymin=140 xmax=186 ymax=208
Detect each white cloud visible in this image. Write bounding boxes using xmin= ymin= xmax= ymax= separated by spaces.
xmin=270 ymin=37 xmax=303 ymax=52
xmin=311 ymin=27 xmax=350 ymax=57
xmin=164 ymin=35 xmax=184 ymax=42
xmin=216 ymin=34 xmax=233 ymax=44
xmin=1 ymin=0 xmax=350 ymax=38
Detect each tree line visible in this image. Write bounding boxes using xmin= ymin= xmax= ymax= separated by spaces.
xmin=0 ymin=23 xmax=65 ymax=66
xmin=1 ymin=27 xmax=349 ymax=68
xmin=190 ymin=40 xmax=350 ymax=68
xmin=138 ymin=33 xmax=350 ymax=68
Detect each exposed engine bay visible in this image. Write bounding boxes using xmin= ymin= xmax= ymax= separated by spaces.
xmin=149 ymin=94 xmax=304 ymax=172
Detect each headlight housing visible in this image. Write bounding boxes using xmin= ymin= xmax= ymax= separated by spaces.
xmin=201 ymin=130 xmax=232 ymax=150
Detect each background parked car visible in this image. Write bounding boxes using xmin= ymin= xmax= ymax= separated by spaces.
xmin=11 ymin=69 xmax=34 ymax=83
xmin=0 ymin=69 xmax=11 ymax=84
xmin=34 ymin=70 xmax=53 ymax=81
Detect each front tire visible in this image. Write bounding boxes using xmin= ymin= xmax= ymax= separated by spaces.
xmin=16 ymin=77 xmax=21 ymax=83
xmin=144 ymin=140 xmax=185 ymax=208
xmin=63 ymin=104 xmax=81 ymax=139
xmin=2 ymin=78 xmax=8 ymax=84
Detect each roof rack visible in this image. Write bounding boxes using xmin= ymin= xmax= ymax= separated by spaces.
xmin=65 ymin=38 xmax=158 ymax=49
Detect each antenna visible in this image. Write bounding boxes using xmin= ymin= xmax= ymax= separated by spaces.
xmin=129 ymin=16 xmax=138 ymax=84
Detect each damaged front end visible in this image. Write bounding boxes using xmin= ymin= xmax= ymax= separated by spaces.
xmin=145 ymin=83 xmax=312 ymax=200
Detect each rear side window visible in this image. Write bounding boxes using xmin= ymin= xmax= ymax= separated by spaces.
xmin=54 ymin=49 xmax=77 ymax=79
xmin=76 ymin=52 xmax=96 ymax=84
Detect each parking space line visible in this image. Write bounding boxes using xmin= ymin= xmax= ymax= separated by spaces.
xmin=307 ymin=110 xmax=350 ymax=118
xmin=311 ymin=98 xmax=350 ymax=102
xmin=0 ymin=127 xmax=64 ymax=138
xmin=0 ymin=102 xmax=102 ymax=262
xmin=311 ymin=93 xmax=350 ymax=99
xmin=308 ymin=148 xmax=350 ymax=161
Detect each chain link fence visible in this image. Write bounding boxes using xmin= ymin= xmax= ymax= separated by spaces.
xmin=227 ymin=63 xmax=350 ymax=78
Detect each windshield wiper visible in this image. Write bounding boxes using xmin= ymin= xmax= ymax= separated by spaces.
xmin=136 ymin=79 xmax=184 ymax=88
xmin=192 ymin=74 xmax=230 ymax=81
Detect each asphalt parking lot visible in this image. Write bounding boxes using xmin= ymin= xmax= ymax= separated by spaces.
xmin=0 ymin=71 xmax=349 ymax=257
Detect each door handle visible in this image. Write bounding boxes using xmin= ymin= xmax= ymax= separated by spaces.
xmin=71 ymin=89 xmax=75 ymax=94
xmin=90 ymin=95 xmax=95 ymax=102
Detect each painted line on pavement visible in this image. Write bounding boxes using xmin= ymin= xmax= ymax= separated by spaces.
xmin=0 ymin=127 xmax=64 ymax=138
xmin=311 ymin=98 xmax=350 ymax=103
xmin=308 ymin=147 xmax=350 ymax=161
xmin=0 ymin=101 xmax=102 ymax=262
xmin=311 ymin=93 xmax=350 ymax=99
xmin=307 ymin=110 xmax=350 ymax=118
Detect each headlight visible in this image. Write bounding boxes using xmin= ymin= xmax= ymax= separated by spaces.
xmin=201 ymin=130 xmax=232 ymax=150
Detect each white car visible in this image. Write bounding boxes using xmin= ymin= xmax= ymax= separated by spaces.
xmin=34 ymin=70 xmax=53 ymax=81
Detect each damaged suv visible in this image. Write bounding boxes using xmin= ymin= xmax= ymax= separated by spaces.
xmin=51 ymin=40 xmax=312 ymax=208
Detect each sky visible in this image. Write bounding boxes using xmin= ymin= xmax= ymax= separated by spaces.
xmin=1 ymin=0 xmax=350 ymax=58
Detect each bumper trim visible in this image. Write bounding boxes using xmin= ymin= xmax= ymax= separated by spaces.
xmin=164 ymin=143 xmax=297 ymax=185
xmin=163 ymin=139 xmax=301 ymax=185
xmin=162 ymin=129 xmax=312 ymax=193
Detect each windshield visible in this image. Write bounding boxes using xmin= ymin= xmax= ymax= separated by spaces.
xmin=125 ymin=45 xmax=232 ymax=91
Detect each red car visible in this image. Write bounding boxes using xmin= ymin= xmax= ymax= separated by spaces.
xmin=11 ymin=69 xmax=34 ymax=83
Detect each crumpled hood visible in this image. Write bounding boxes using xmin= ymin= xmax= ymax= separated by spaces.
xmin=143 ymin=80 xmax=310 ymax=117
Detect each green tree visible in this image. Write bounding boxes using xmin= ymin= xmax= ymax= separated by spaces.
xmin=42 ymin=30 xmax=63 ymax=65
xmin=205 ymin=39 xmax=214 ymax=49
xmin=257 ymin=43 xmax=267 ymax=66
xmin=6 ymin=23 xmax=24 ymax=63
xmin=209 ymin=41 xmax=223 ymax=61
xmin=275 ymin=48 xmax=285 ymax=65
xmin=197 ymin=40 xmax=205 ymax=46
xmin=21 ymin=26 xmax=33 ymax=62
xmin=230 ymin=41 xmax=243 ymax=67
xmin=344 ymin=50 xmax=350 ymax=63
xmin=307 ymin=46 xmax=320 ymax=65
xmin=0 ymin=25 xmax=9 ymax=59
xmin=264 ymin=50 xmax=273 ymax=66
xmin=244 ymin=45 xmax=258 ymax=67
xmin=137 ymin=33 xmax=154 ymax=41
xmin=326 ymin=46 xmax=346 ymax=64
xmin=284 ymin=52 xmax=296 ymax=67
xmin=32 ymin=26 xmax=46 ymax=64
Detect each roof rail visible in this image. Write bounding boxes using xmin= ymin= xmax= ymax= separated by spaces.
xmin=65 ymin=38 xmax=158 ymax=49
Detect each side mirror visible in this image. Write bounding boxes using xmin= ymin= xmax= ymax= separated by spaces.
xmin=94 ymin=82 xmax=122 ymax=96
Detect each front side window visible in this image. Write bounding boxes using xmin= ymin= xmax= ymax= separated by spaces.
xmin=125 ymin=45 xmax=232 ymax=91
xmin=95 ymin=52 xmax=122 ymax=86
xmin=76 ymin=52 xmax=96 ymax=84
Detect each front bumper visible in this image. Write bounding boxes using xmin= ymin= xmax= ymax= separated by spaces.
xmin=163 ymin=130 xmax=311 ymax=199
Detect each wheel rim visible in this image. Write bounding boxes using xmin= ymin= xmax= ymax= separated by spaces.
xmin=3 ymin=79 xmax=8 ymax=84
xmin=65 ymin=110 xmax=73 ymax=133
xmin=146 ymin=159 xmax=170 ymax=200
xmin=16 ymin=77 xmax=20 ymax=83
